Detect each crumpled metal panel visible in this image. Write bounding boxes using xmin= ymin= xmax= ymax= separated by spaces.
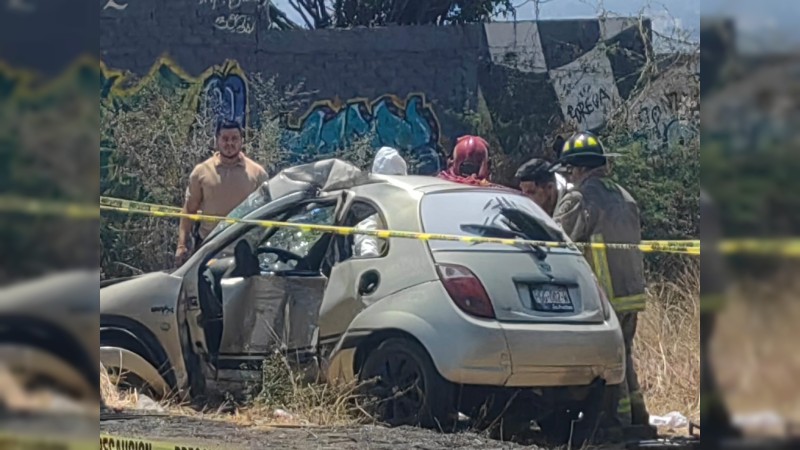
xmin=266 ymin=159 xmax=373 ymax=200
xmin=224 ymin=276 xmax=326 ymax=354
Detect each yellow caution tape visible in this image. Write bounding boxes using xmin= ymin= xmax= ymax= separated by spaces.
xmin=0 ymin=431 xmax=245 ymax=450
xmin=100 ymin=197 xmax=183 ymax=215
xmin=0 ymin=432 xmax=94 ymax=450
xmin=719 ymin=238 xmax=800 ymax=257
xmin=99 ymin=433 xmax=222 ymax=449
xmin=98 ymin=196 xmax=700 ymax=255
xmin=0 ymin=195 xmax=99 ymax=219
xmin=24 ymin=195 xmax=800 ymax=258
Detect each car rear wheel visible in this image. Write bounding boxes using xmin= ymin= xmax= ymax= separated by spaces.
xmin=358 ymin=338 xmax=456 ymax=429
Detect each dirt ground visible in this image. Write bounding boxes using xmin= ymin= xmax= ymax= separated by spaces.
xmin=101 ymin=413 xmax=531 ymax=450
xmin=99 ymin=412 xmax=708 ymax=450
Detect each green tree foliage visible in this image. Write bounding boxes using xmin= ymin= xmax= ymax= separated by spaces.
xmin=702 ymin=138 xmax=800 ymax=238
xmin=608 ymin=138 xmax=699 ymax=241
xmin=0 ymin=67 xmax=99 ymax=284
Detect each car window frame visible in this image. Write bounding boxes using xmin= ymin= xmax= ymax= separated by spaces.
xmin=338 ymin=197 xmax=390 ymax=263
xmin=256 ymin=200 xmax=339 ymax=259
xmin=214 ymin=198 xmax=339 ymax=264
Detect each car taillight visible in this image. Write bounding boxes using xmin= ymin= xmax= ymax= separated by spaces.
xmin=594 ymin=277 xmax=612 ymax=320
xmin=436 ymin=263 xmax=495 ymax=319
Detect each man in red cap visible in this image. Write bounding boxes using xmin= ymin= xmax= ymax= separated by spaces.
xmin=438 ymin=135 xmax=497 ymax=186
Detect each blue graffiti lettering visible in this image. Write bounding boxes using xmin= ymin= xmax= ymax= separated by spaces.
xmin=202 ymin=73 xmax=247 ymax=126
xmin=664 ymin=118 xmax=698 ymax=148
xmin=281 ymin=94 xmax=442 ymax=175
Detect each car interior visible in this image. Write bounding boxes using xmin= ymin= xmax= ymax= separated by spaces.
xmin=195 ymin=196 xmax=384 ymax=366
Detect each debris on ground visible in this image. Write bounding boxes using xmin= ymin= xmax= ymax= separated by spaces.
xmin=650 ymin=412 xmax=689 ymax=429
xmin=135 ymin=395 xmax=166 ymax=413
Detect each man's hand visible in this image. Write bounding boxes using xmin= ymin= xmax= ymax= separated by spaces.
xmin=175 ymin=245 xmax=190 ymax=267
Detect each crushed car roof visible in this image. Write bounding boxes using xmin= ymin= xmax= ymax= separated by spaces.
xmin=263 ymin=158 xmax=498 ymax=201
xmin=265 ymin=159 xmax=373 ymax=201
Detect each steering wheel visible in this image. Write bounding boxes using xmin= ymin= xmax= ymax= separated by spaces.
xmin=256 ymin=247 xmax=304 ymax=266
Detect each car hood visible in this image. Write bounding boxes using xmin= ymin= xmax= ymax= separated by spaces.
xmin=0 ymin=270 xmax=100 ymax=315
xmin=101 ymin=273 xmax=144 ymax=288
xmin=100 ymin=271 xmax=184 ymax=319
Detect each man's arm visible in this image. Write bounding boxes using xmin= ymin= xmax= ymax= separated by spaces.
xmin=256 ymin=165 xmax=269 ymax=186
xmin=553 ymin=190 xmax=592 ymax=243
xmin=176 ymin=168 xmax=203 ymax=263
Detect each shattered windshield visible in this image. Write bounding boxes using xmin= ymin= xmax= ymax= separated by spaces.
xmin=207 ymin=183 xmax=270 ymax=238
xmin=420 ymin=191 xmax=575 ymax=252
xmin=207 ymin=159 xmax=367 ymax=239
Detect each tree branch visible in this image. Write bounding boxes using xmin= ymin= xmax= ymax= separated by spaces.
xmin=287 ymin=0 xmax=315 ymax=28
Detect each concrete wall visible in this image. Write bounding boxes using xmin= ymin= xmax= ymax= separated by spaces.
xmin=98 ymin=0 xmax=697 ymax=175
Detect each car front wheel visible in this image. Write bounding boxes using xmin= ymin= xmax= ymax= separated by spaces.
xmin=358 ymin=338 xmax=456 ymax=429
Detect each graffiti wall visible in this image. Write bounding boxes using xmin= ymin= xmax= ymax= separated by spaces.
xmin=282 ymin=94 xmax=442 ymax=173
xmin=101 ymin=57 xmax=249 ymax=126
xmin=99 ymin=0 xmax=697 ymax=176
xmin=622 ymin=57 xmax=700 ymax=153
xmin=99 ymin=56 xmax=444 ymax=173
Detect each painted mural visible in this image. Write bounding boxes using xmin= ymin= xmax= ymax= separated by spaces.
xmin=99 ymin=56 xmax=443 ymax=174
xmin=100 ymin=57 xmax=250 ymax=126
xmin=0 ymin=55 xmax=98 ymax=105
xmin=282 ymin=94 xmax=442 ymax=174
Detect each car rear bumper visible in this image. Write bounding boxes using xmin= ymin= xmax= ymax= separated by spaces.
xmin=499 ymin=319 xmax=626 ymax=387
xmin=503 ymin=362 xmax=625 ymax=387
xmin=436 ymin=322 xmax=625 ymax=388
xmin=437 ymin=321 xmax=625 ymax=388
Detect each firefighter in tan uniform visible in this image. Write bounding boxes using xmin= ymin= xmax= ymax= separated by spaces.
xmin=552 ymin=131 xmax=653 ymax=437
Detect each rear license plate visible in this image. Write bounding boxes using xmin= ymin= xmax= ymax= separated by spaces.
xmin=529 ymin=285 xmax=574 ymax=312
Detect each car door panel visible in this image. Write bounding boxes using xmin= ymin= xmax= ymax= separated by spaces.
xmin=180 ymin=191 xmax=312 ymax=370
xmin=214 ymin=197 xmax=343 ymax=376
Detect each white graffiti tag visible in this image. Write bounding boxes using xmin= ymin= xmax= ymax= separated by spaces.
xmin=199 ymin=0 xmax=268 ymax=10
xmin=214 ymin=13 xmax=256 ymax=34
xmin=103 ymin=0 xmax=129 ymax=11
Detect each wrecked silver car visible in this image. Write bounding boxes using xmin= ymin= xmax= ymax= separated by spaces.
xmin=100 ymin=159 xmax=625 ymax=437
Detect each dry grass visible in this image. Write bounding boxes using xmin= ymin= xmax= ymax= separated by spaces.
xmin=100 ymin=356 xmax=366 ymax=428
xmin=711 ymin=268 xmax=800 ymax=425
xmin=0 ymin=364 xmax=98 ymax=417
xmin=635 ymin=263 xmax=701 ymax=425
xmin=100 ymin=364 xmax=145 ymax=411
xmin=232 ymin=352 xmax=367 ymax=428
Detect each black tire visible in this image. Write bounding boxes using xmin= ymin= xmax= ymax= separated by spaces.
xmin=358 ymin=338 xmax=456 ymax=429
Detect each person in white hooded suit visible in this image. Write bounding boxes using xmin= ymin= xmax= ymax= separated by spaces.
xmin=353 ymin=147 xmax=408 ymax=257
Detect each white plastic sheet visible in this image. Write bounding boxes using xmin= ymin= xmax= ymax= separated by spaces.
xmin=649 ymin=411 xmax=689 ymax=429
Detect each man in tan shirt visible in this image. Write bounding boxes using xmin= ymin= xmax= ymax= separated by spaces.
xmin=175 ymin=119 xmax=268 ymax=266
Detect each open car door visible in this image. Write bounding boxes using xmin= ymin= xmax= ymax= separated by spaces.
xmin=209 ymin=196 xmax=344 ymax=382
xmin=183 ymin=158 xmax=369 ymax=387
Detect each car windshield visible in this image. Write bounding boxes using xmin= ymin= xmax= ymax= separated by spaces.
xmin=207 ymin=184 xmax=270 ymax=238
xmin=420 ymin=190 xmax=575 ymax=252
